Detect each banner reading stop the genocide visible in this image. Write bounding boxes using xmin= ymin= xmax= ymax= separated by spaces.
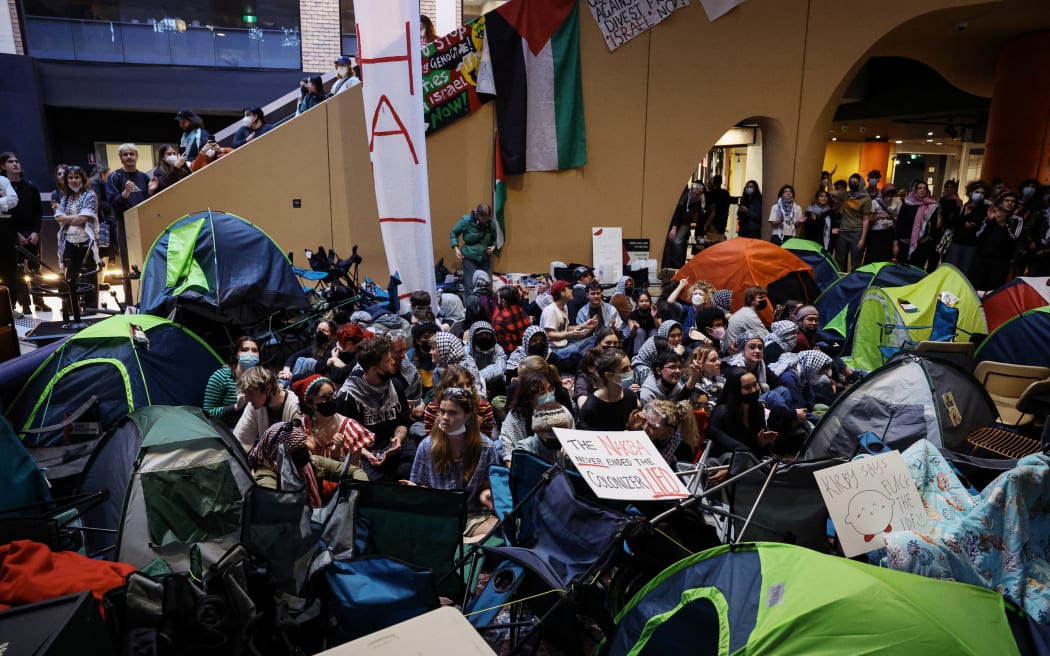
xmin=354 ymin=0 xmax=437 ymax=310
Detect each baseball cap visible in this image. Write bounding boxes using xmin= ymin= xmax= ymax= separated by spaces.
xmin=551 ymin=280 xmax=570 ymax=297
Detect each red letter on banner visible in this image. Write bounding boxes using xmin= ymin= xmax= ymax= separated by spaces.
xmin=368 ymin=95 xmax=419 ymax=164
xmin=356 ymin=21 xmax=415 ymax=96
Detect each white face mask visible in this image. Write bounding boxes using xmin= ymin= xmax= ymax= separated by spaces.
xmin=336 ymin=66 xmax=348 ymax=76
xmin=164 ymin=154 xmax=178 ymax=166
xmin=68 ymin=182 xmax=82 ymax=192
xmin=241 ymin=116 xmax=253 ymax=127
xmin=205 ymin=149 xmax=216 ymax=158
xmin=691 ymin=293 xmax=705 ymax=306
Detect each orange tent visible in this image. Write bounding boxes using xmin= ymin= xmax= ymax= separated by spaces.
xmin=673 ymin=238 xmax=819 ymax=322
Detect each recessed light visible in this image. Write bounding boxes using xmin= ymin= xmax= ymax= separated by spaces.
xmin=895 ymin=140 xmax=903 ymax=144
xmin=927 ymin=131 xmax=934 ymax=136
xmin=875 ymin=135 xmax=881 ymax=139
xmin=926 ymin=139 xmax=934 ymax=143
xmin=936 ymin=142 xmax=943 ymax=145
xmin=831 ymin=137 xmax=837 ymax=141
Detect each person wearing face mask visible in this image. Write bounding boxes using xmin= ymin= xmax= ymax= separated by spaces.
xmin=723 ymin=286 xmax=770 ymax=352
xmin=708 ymin=368 xmax=781 ymax=458
xmin=467 ymin=321 xmax=506 ymax=398
xmin=430 ymin=329 xmax=487 ymax=399
xmin=865 ymin=184 xmax=899 ymax=264
xmin=893 ymin=180 xmax=940 ymax=270
xmin=609 ymin=275 xmax=637 ymax=323
xmin=280 ymin=319 xmax=336 ymax=384
xmin=505 ymin=325 xmax=553 ymax=380
xmin=296 ymin=75 xmax=328 ymax=116
xmin=232 ymin=107 xmax=272 ymax=148
xmin=204 ymin=336 xmax=262 ymax=427
xmin=404 ymin=386 xmax=500 ymax=541
xmin=942 ymin=180 xmax=988 ymax=285
xmin=293 ymin=375 xmax=374 ymax=465
xmin=865 ymin=170 xmax=881 ymax=199
xmin=831 ymin=173 xmax=873 ymax=273
xmin=54 ymin=165 xmax=102 ymax=319
xmin=499 ymin=368 xmax=560 ymax=463
xmin=233 ymin=366 xmax=302 ymax=451
xmin=336 ymin=335 xmax=413 ymax=481
xmin=409 ymin=321 xmax=439 ymax=398
xmin=189 ymin=137 xmax=230 ymax=172
xmin=577 ymin=348 xmax=640 ymax=431
xmin=974 ymin=196 xmax=1024 ymax=291
xmin=513 ymin=402 xmax=575 ymax=467
xmin=627 ymin=290 xmax=660 ymax=355
xmin=317 ymin=322 xmax=369 ymax=386
xmin=736 ymin=180 xmax=763 ymax=239
xmin=330 ymin=55 xmax=361 ymax=95
xmin=689 ymin=306 xmax=727 ymax=354
xmin=150 ymin=144 xmax=190 ymax=193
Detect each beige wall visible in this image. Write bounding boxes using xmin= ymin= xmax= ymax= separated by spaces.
xmin=128 ymin=0 xmax=985 ymax=288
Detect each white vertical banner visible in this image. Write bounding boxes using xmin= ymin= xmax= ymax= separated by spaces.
xmin=354 ymin=1 xmax=436 ymax=311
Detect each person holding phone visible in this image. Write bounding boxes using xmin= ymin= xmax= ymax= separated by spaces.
xmin=708 ymin=367 xmax=781 ymax=458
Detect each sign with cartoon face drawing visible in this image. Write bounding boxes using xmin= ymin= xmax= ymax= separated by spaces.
xmin=814 ymin=450 xmax=927 ymax=557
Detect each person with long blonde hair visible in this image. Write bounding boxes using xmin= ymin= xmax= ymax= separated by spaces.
xmin=405 ymin=387 xmax=500 ymax=540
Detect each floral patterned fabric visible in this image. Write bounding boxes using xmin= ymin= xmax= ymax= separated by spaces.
xmin=877 ymin=442 xmax=1050 ymax=623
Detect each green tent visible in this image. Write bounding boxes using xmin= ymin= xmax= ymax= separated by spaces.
xmin=846 ymin=263 xmax=986 ymax=371
xmin=605 ymin=542 xmax=1022 ymax=655
xmin=781 ymin=238 xmax=840 ymax=291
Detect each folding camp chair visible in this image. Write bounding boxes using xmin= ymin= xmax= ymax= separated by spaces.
xmin=878 ymin=298 xmax=959 ymax=363
xmin=0 ymin=490 xmax=114 ymax=556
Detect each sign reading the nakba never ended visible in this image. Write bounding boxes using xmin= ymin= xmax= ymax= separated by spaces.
xmin=422 ymin=18 xmax=487 ymax=135
xmin=555 ymin=428 xmax=690 ymax=501
xmin=586 ymin=0 xmax=690 ymax=51
xmin=815 ymin=450 xmax=927 ymax=558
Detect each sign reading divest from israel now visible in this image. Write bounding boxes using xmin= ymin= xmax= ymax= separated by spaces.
xmin=555 ymin=428 xmax=690 ymax=501
xmin=585 ymin=0 xmax=690 ymax=51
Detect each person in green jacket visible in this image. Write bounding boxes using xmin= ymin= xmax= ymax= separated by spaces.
xmin=450 ymin=203 xmax=497 ymax=302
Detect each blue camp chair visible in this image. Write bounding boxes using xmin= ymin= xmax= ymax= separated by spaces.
xmin=464 ymin=452 xmax=633 ymax=654
xmin=878 ymin=299 xmax=960 ymax=363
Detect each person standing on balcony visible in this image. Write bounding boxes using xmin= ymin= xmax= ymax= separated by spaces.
xmin=330 ymin=56 xmax=361 ymax=95
xmin=174 ymin=109 xmax=211 ymax=161
xmin=296 ymin=76 xmax=327 ymax=116
xmin=232 ymin=107 xmax=272 ymax=148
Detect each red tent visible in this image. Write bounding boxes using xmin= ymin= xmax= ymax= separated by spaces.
xmin=981 ymin=276 xmax=1050 ymax=331
xmin=673 ymin=238 xmax=818 ymax=323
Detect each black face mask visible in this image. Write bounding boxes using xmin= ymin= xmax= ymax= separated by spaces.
xmin=540 ymin=437 xmax=561 ymax=450
xmin=419 ymin=341 xmax=432 ymax=353
xmin=474 ymin=334 xmax=496 ymax=351
xmin=848 ymin=181 xmax=860 ymax=191
xmin=315 ymin=399 xmax=337 ymax=417
xmin=315 ymin=332 xmax=328 ymax=344
xmin=755 ymin=299 xmax=768 ymax=311
xmin=527 ymin=342 xmax=547 ymax=356
xmin=741 ymin=391 xmax=760 ymax=404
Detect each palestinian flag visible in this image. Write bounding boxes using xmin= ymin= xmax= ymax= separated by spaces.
xmin=493 ymin=131 xmax=507 ymax=254
xmin=477 ymin=0 xmax=586 ymax=174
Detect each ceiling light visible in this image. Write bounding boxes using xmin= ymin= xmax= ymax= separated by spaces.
xmin=926 ymin=139 xmax=934 ymax=143
xmin=875 ymin=135 xmax=881 ymax=139
xmin=927 ymin=131 xmax=934 ymax=136
xmin=895 ymin=140 xmax=903 ymax=144
xmin=936 ymin=142 xmax=943 ymax=145
xmin=831 ymin=137 xmax=837 ymax=141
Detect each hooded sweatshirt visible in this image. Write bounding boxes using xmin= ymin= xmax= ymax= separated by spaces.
xmin=466 ymin=321 xmax=506 ymax=386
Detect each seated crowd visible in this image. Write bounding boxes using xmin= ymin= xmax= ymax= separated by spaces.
xmin=207 ymin=269 xmax=854 ymax=537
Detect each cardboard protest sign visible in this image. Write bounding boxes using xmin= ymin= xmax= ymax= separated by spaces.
xmin=554 ymin=428 xmax=690 ymax=501
xmin=585 ymin=0 xmax=690 ymax=51
xmin=814 ymin=450 xmax=927 ymax=558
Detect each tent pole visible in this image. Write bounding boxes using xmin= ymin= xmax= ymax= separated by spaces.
xmin=736 ymin=460 xmax=780 ymax=542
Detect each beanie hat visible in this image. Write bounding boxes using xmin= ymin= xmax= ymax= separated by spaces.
xmin=530 ymin=403 xmax=573 ymax=431
xmin=795 ymin=305 xmax=819 ymax=321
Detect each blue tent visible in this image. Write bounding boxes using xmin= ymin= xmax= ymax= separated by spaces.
xmin=5 ymin=315 xmax=222 ymax=447
xmin=781 ymin=238 xmax=839 ymax=291
xmin=975 ymin=306 xmax=1050 ymax=367
xmin=140 ymin=209 xmax=309 ymax=326
xmin=814 ymin=262 xmax=926 ymax=349
xmin=0 ymin=416 xmax=50 ymax=513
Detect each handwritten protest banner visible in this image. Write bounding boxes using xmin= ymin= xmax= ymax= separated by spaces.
xmin=586 ymin=0 xmax=690 ymax=51
xmin=814 ymin=450 xmax=927 ymax=558
xmin=555 ymin=428 xmax=690 ymax=501
xmin=422 ymin=17 xmax=487 ymax=135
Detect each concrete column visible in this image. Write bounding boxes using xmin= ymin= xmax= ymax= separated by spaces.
xmin=982 ymin=31 xmax=1050 ymax=186
xmin=299 ymin=0 xmax=341 ymax=73
xmin=3 ymin=0 xmax=23 ymax=55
